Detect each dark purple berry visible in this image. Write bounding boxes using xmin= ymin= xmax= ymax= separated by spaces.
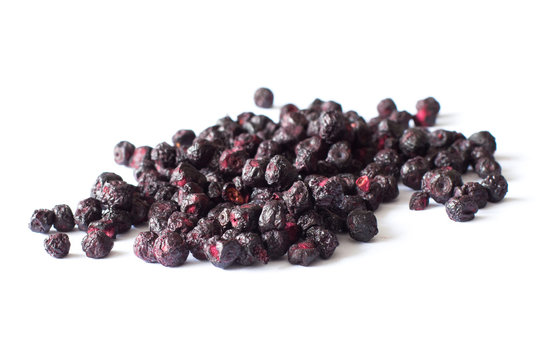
xmin=235 ymin=232 xmax=269 ymax=265
xmin=399 ymin=128 xmax=430 ymax=157
xmin=282 ymin=180 xmax=313 ymax=216
xmin=114 ymin=141 xmax=135 ymax=166
xmin=373 ymin=175 xmax=399 ymax=202
xmin=204 ymin=236 xmax=241 ymax=269
xmin=305 ymin=226 xmax=339 ymax=259
xmin=296 ymin=210 xmax=324 ymax=233
xmin=186 ymin=139 xmax=216 ymax=168
xmin=103 ymin=208 xmax=132 ymax=234
xmin=90 ymin=172 xmax=123 ymax=198
xmin=44 ymin=233 xmax=70 ymax=258
xmin=133 ymin=231 xmax=158 ymax=263
xmin=82 ymin=230 xmax=114 ymax=259
xmin=347 ymin=208 xmax=378 ymax=242
xmin=261 ymin=230 xmax=291 ymax=260
xmin=454 ymin=182 xmax=489 ymax=209
xmin=414 ymin=97 xmax=440 ymax=126
xmin=87 ymin=219 xmax=117 ymax=239
xmin=151 ymin=142 xmax=176 ymax=169
xmin=326 ymin=141 xmax=352 ymax=170
xmin=265 ymin=155 xmax=297 ymax=190
xmin=255 ymin=140 xmax=281 ymax=160
xmin=241 ymin=158 xmax=268 ymax=187
xmin=219 ymin=148 xmax=249 ymax=176
xmin=481 ymin=174 xmax=508 ymax=203
xmin=179 ymin=193 xmax=211 ymax=217
xmin=96 ymin=180 xmax=134 ymax=210
xmin=29 ymin=209 xmax=55 ymax=234
xmin=288 ymin=240 xmax=320 ymax=266
xmin=167 ymin=211 xmax=197 ymax=235
xmin=153 ymin=232 xmax=189 ymax=267
xmin=319 ymin=111 xmax=346 ymax=143
xmin=172 ymin=129 xmax=196 ymax=149
xmin=445 ymin=196 xmax=479 ymax=222
xmin=129 ymin=146 xmax=153 ymax=169
xmin=254 ymin=87 xmax=274 ymax=108
xmin=421 ymin=169 xmax=462 ymax=204
xmin=258 ymin=200 xmax=287 ymax=232
xmin=74 ymin=197 xmax=102 ymax=231
xmin=230 ymin=203 xmax=262 ymax=232
xmin=170 ymin=162 xmax=207 ymax=188
xmin=409 ymin=191 xmax=429 ymax=210
xmin=474 ymin=156 xmax=501 ymax=178
xmin=377 ymin=98 xmax=397 ymax=119
xmin=280 ymin=103 xmax=299 ymax=122
xmin=469 ymin=131 xmax=496 ymax=154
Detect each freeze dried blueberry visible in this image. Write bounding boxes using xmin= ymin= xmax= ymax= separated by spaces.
xmin=474 ymin=156 xmax=501 ymax=178
xmin=235 ymin=232 xmax=269 ymax=265
xmin=170 ymin=162 xmax=207 ymax=188
xmin=262 ymin=230 xmax=291 ymax=260
xmin=399 ymin=128 xmax=430 ymax=157
xmin=130 ymin=195 xmax=150 ymax=225
xmin=409 ymin=191 xmax=429 ymax=210
xmin=186 ymin=139 xmax=216 ymax=168
xmin=469 ymin=131 xmax=496 ymax=154
xmin=389 ymin=110 xmax=413 ymax=128
xmin=319 ymin=111 xmax=346 ymax=143
xmin=29 ymin=209 xmax=55 ymax=234
xmin=44 ymin=233 xmax=70 ymax=258
xmin=233 ymin=133 xmax=261 ymax=156
xmin=377 ymin=98 xmax=397 ymax=119
xmin=282 ymin=180 xmax=313 ymax=216
xmin=154 ymin=184 xmax=178 ymax=202
xmin=230 ymin=203 xmax=262 ymax=232
xmin=272 ymin=125 xmax=306 ymax=147
xmin=74 ymin=197 xmax=102 ymax=231
xmin=335 ymin=173 xmax=358 ymax=195
xmin=129 ymin=146 xmax=153 ymax=169
xmin=97 ymin=180 xmax=134 ymax=210
xmin=454 ymin=182 xmax=489 ymax=209
xmin=172 ymin=129 xmax=196 ymax=149
xmin=445 ymin=196 xmax=478 ymax=222
xmin=373 ymin=175 xmax=399 ymax=202
xmin=308 ymin=176 xmax=344 ymax=208
xmin=433 ymin=149 xmax=468 ymax=174
xmin=294 ymin=148 xmax=319 ymax=173
xmin=222 ymin=182 xmax=249 ymax=205
xmin=186 ymin=217 xmax=222 ymax=260
xmin=255 ymin=140 xmax=281 ymax=160
xmin=347 ymin=208 xmax=378 ymax=242
xmin=204 ymin=236 xmax=241 ymax=269
xmin=153 ymin=232 xmax=189 ymax=267
xmin=82 ymin=230 xmax=114 ymax=259
xmin=470 ymin=146 xmax=493 ymax=165
xmin=355 ymin=177 xmax=383 ymax=211
xmin=258 ymin=200 xmax=287 ymax=232
xmin=326 ymin=141 xmax=352 ymax=170
xmin=374 ymin=148 xmax=401 ymax=169
xmin=265 ymin=155 xmax=297 ymax=190
xmin=254 ymin=87 xmax=274 ymax=108
xmin=219 ymin=148 xmax=249 ymax=176
xmin=414 ymin=97 xmax=440 ymax=126
xmin=429 ymin=130 xmax=457 ymax=148
xmin=103 ymin=208 xmax=132 ymax=234
xmin=421 ymin=169 xmax=462 ymax=204
xmin=296 ymin=210 xmax=324 ymax=233
xmin=481 ymin=174 xmax=508 ymax=203
xmin=151 ymin=142 xmax=176 ymax=169
xmin=280 ymin=103 xmax=299 ymax=122
xmin=241 ymin=158 xmax=268 ymax=187
xmin=288 ymin=240 xmax=320 ymax=266
xmin=91 ymin=172 xmax=123 ymax=199
xmin=180 ymin=193 xmax=211 ymax=217
xmin=114 ymin=141 xmax=135 ymax=166
xmin=166 ymin=212 xmax=195 ymax=235
xmin=177 ymin=182 xmax=204 ymax=203
xmin=305 ymin=226 xmax=339 ymax=259
xmin=133 ymin=231 xmax=159 ymax=263
xmin=317 ymin=207 xmax=348 ymax=233
xmin=208 ymin=203 xmax=234 ymax=229
xmin=87 ymin=219 xmax=117 ymax=239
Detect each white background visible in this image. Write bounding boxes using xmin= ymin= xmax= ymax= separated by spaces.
xmin=1 ymin=1 xmax=539 ymax=359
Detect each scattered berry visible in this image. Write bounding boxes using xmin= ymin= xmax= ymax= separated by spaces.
xmin=44 ymin=233 xmax=70 ymax=258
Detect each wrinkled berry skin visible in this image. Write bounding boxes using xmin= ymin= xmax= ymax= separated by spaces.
xmin=230 ymin=204 xmax=262 ymax=232
xmin=469 ymin=131 xmax=496 ymax=154
xmin=265 ymin=155 xmax=298 ymax=190
xmin=414 ymin=97 xmax=440 ymax=126
xmin=172 ymin=129 xmax=196 ymax=149
xmin=399 ymin=128 xmax=430 ymax=157
xmin=129 ymin=146 xmax=153 ymax=169
xmin=167 ymin=211 xmax=197 ymax=234
xmin=481 ymin=174 xmax=508 ymax=203
xmin=204 ymin=236 xmax=241 ymax=269
xmin=254 ymin=87 xmax=274 ymax=108
xmin=114 ymin=141 xmax=135 ymax=166
xmin=258 ymin=200 xmax=287 ymax=232
xmin=305 ymin=226 xmax=339 ymax=259
xmin=319 ymin=111 xmax=346 ymax=143
xmin=288 ymin=240 xmax=320 ymax=266
xmin=474 ymin=156 xmax=501 ymax=178
xmin=235 ymin=232 xmax=269 ymax=266
xmin=29 ymin=209 xmax=55 ymax=233
xmin=445 ymin=196 xmax=479 ymax=222
xmin=133 ymin=231 xmax=159 ymax=263
xmin=262 ymin=230 xmax=291 ymax=260
xmin=44 ymin=233 xmax=70 ymax=258
xmin=82 ymin=230 xmax=114 ymax=259
xmin=241 ymin=159 xmax=268 ymax=187
xmin=282 ymin=180 xmax=313 ymax=216
xmin=347 ymin=209 xmax=378 ymax=242
xmin=153 ymin=232 xmax=189 ymax=267
xmin=74 ymin=198 xmax=102 ymax=231
xmin=377 ymin=98 xmax=397 ymax=119
xmin=87 ymin=219 xmax=117 ymax=239
xmin=51 ymin=204 xmax=75 ymax=232
xmin=180 ymin=193 xmax=211 ymax=217
xmin=186 ymin=217 xmax=222 ymax=260
xmin=422 ymin=169 xmax=462 ymax=204
xmin=409 ymin=191 xmax=429 ymax=210
xmin=454 ymin=182 xmax=489 ymax=209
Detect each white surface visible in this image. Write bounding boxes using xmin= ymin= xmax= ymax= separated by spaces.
xmin=1 ymin=1 xmax=539 ymax=359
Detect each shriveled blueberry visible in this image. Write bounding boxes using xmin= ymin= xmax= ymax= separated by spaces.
xmin=288 ymin=240 xmax=320 ymax=266
xmin=44 ymin=233 xmax=70 ymax=258
xmin=414 ymin=97 xmax=440 ymax=126
xmin=445 ymin=196 xmax=479 ymax=222
xmin=133 ymin=231 xmax=159 ymax=263
xmin=114 ymin=141 xmax=135 ymax=166
xmin=230 ymin=204 xmax=262 ymax=232
xmin=409 ymin=191 xmax=429 ymax=210
xmin=377 ymin=98 xmax=397 ymax=119
xmin=82 ymin=230 xmax=114 ymax=259
xmin=258 ymin=200 xmax=287 ymax=232
xmin=347 ymin=208 xmax=378 ymax=242
xmin=74 ymin=198 xmax=102 ymax=232
xmin=262 ymin=230 xmax=291 ymax=260
xmin=29 ymin=209 xmax=55 ymax=234
xmin=305 ymin=226 xmax=339 ymax=259
xmin=481 ymin=174 xmax=508 ymax=203
xmin=235 ymin=232 xmax=269 ymax=266
xmin=153 ymin=232 xmax=189 ymax=267
xmin=454 ymin=182 xmax=489 ymax=209
xmin=204 ymin=236 xmax=241 ymax=269
xmin=469 ymin=131 xmax=496 ymax=154
xmin=254 ymin=87 xmax=274 ymax=108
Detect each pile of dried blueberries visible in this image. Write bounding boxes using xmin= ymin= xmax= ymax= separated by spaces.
xmin=30 ymin=88 xmax=508 ymax=267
